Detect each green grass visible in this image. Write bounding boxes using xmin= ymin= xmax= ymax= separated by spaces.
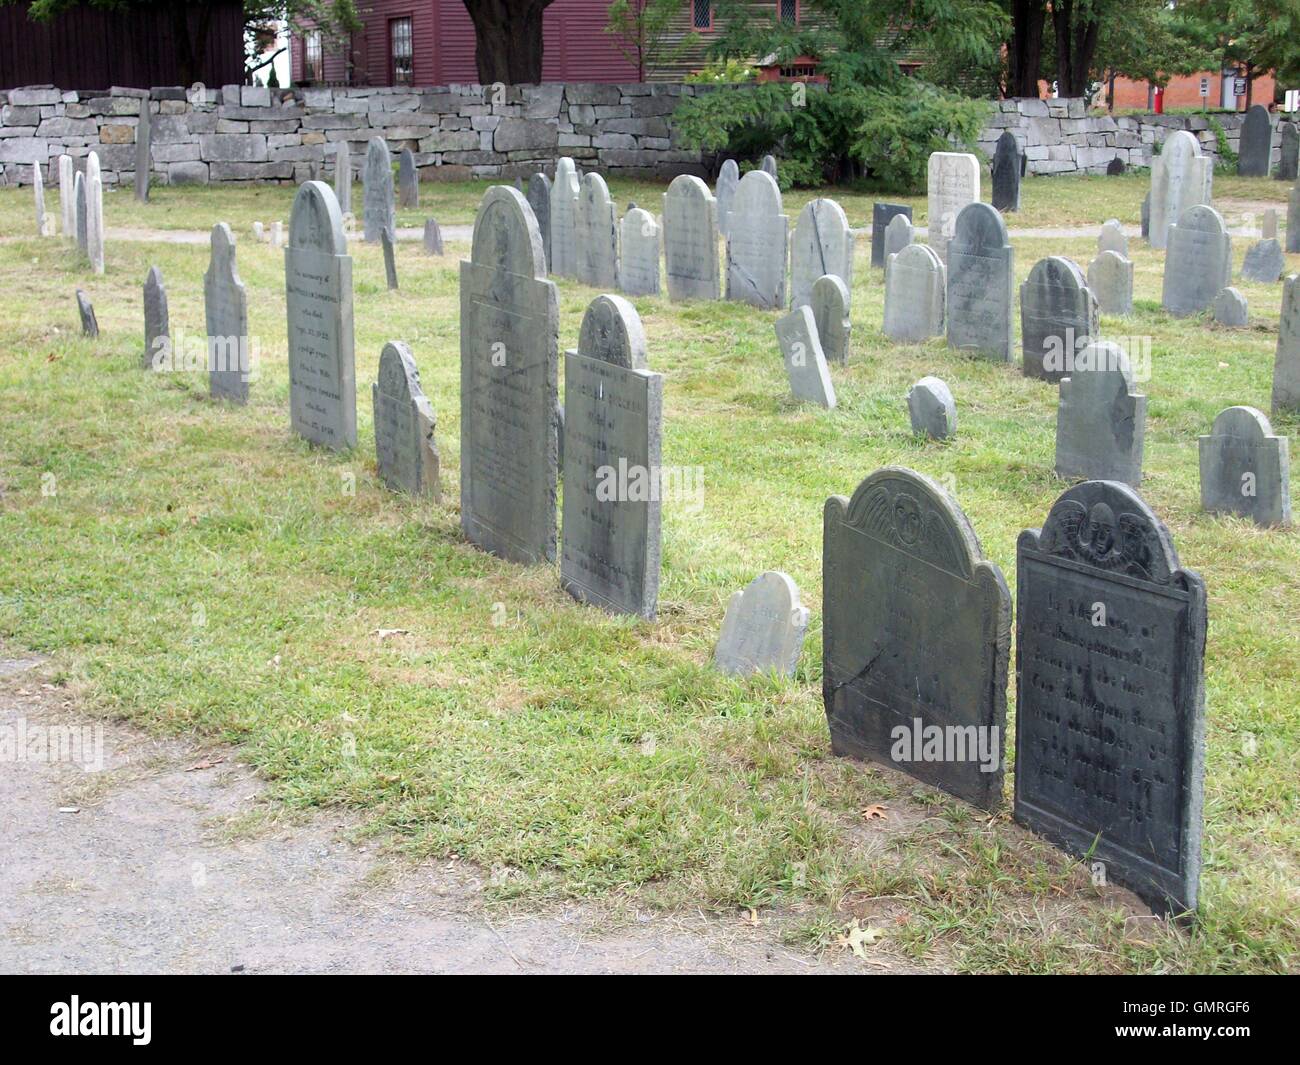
xmin=0 ymin=172 xmax=1297 ymax=973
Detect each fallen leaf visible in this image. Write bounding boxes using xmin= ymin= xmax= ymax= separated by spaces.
xmin=185 ymin=757 xmax=226 ymax=772
xmin=744 ymin=907 xmax=760 ymax=927
xmin=839 ymin=920 xmax=885 ymax=958
xmin=862 ymin=804 xmax=889 ymax=821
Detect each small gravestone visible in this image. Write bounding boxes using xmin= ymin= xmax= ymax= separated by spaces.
xmin=715 ymin=158 xmax=739 ymax=238
xmin=32 ymin=161 xmax=47 ymax=236
xmin=333 ymin=140 xmax=351 ymax=217
xmin=1278 ymin=122 xmax=1299 ymax=182
xmin=271 ymin=220 xmax=284 ymax=248
xmin=662 ymin=174 xmax=719 ymax=301
xmin=714 ymin=571 xmax=808 ymax=678
xmin=927 ymin=152 xmax=980 ymax=263
xmin=286 ymin=181 xmax=356 ymax=449
xmin=824 ymin=466 xmax=1010 ymax=811
xmin=74 ymin=171 xmax=87 ymax=255
xmin=527 ymin=172 xmax=551 ymax=271
xmin=774 ymin=305 xmax=835 ymax=409
xmin=1015 ymin=479 xmax=1207 ymax=916
xmin=871 ymin=203 xmax=912 ymax=268
xmin=726 ymin=170 xmax=787 ymax=309
xmin=1241 ymin=238 xmax=1284 ymax=283
xmin=791 ymin=198 xmax=853 ymax=309
xmin=990 ymin=130 xmax=1024 ymax=212
xmin=576 ymin=172 xmax=619 ymax=288
xmin=1098 ymin=219 xmax=1128 ymax=258
xmin=372 ymin=340 xmax=440 ymax=500
xmin=134 ymin=99 xmax=151 ymax=203
xmin=619 ymin=207 xmax=660 ymax=296
xmin=206 ymin=222 xmax=250 ymax=403
xmin=561 ymin=294 xmax=662 ymax=619
xmin=883 ymin=243 xmax=945 ymax=342
xmin=946 ymin=202 xmax=1014 ymax=362
xmin=1021 ymin=256 xmax=1098 ymax=382
xmin=381 ymin=226 xmax=399 ymax=290
xmin=1141 ymin=192 xmax=1150 ymax=241
xmin=1106 ymin=156 xmax=1126 ymax=176
xmin=1055 ymin=341 xmax=1146 ymax=486
xmin=907 ymin=376 xmax=956 ymax=440
xmin=85 ymin=152 xmax=104 ymax=275
xmin=1273 ymin=274 xmax=1300 ymax=415
xmin=1162 ymin=204 xmax=1231 ymax=317
xmin=252 ymin=221 xmax=265 ymax=243
xmin=1199 ymin=406 xmax=1290 ymax=527
xmin=423 ymin=218 xmax=443 ymax=256
xmin=1213 ymin=286 xmax=1248 ymax=327
xmin=810 ymin=274 xmax=851 ymax=364
xmin=883 ymin=212 xmax=913 ymax=261
xmin=1289 ymin=185 xmax=1300 ymax=254
xmin=761 ymin=154 xmax=777 ymax=179
xmin=76 ymin=290 xmax=97 ymax=337
xmin=1237 ymin=104 xmax=1272 ymax=177
xmin=549 ymin=157 xmax=581 ymax=279
xmin=58 ymin=154 xmax=74 ymax=239
xmin=142 ymin=266 xmax=169 ymax=370
xmin=397 ymin=148 xmax=418 ymax=208
xmin=362 ymin=136 xmax=394 ymax=244
xmin=1262 ymin=208 xmax=1278 ymax=239
xmin=1150 ymin=130 xmax=1212 ymax=249
xmin=1087 ymin=250 xmax=1134 ymax=316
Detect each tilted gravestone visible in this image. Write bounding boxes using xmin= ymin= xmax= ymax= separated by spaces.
xmin=990 ymin=130 xmax=1024 ymax=212
xmin=907 ymin=376 xmax=956 ymax=440
xmin=423 ymin=218 xmax=443 ymax=255
xmin=662 ymin=174 xmax=719 ymax=302
xmin=1098 ymin=218 xmax=1128 ymax=258
xmin=774 ymin=305 xmax=836 ymax=409
xmin=85 ymin=152 xmax=104 ymax=275
xmin=397 ymin=148 xmax=418 ymax=208
xmin=761 ymin=154 xmax=777 ymax=179
xmin=1278 ymin=122 xmax=1299 ymax=182
xmin=576 ymin=171 xmax=619 ymax=289
xmin=1199 ymin=405 xmax=1290 ymax=527
xmin=823 ymin=466 xmax=1010 ymax=810
xmin=142 ymin=266 xmax=169 ymax=370
xmin=926 ymin=152 xmax=980 ymax=263
xmin=619 ymin=207 xmax=660 ymax=297
xmin=1290 ymin=185 xmax=1300 ymax=254
xmin=526 ymin=172 xmax=551 ymax=271
xmin=1087 ymin=250 xmax=1134 ymax=316
xmin=362 ymin=136 xmax=394 ymax=243
xmin=714 ymin=571 xmax=809 ymax=678
xmin=1237 ymin=104 xmax=1272 ymax=177
xmin=74 ymin=171 xmax=87 ymax=255
xmin=715 ymin=158 xmax=739 ymax=238
xmin=1021 ymin=256 xmax=1098 ymax=382
xmin=561 ymin=294 xmax=662 ymax=619
xmin=58 ymin=154 xmax=74 ymax=239
xmin=205 ymin=222 xmax=250 ymax=404
xmin=460 ymin=185 xmax=559 ymax=564
xmin=372 ymin=340 xmax=440 ymax=500
xmin=1015 ymin=479 xmax=1206 ymax=916
xmin=791 ymin=198 xmax=853 ymax=310
xmin=726 ymin=170 xmax=788 ymax=309
xmin=883 ymin=212 xmax=913 ymax=261
xmin=1213 ymin=286 xmax=1248 ymax=327
xmin=1241 ymin=238 xmax=1284 ymax=283
xmin=285 ymin=181 xmax=356 ymax=449
xmin=1161 ymin=204 xmax=1231 ymax=317
xmin=380 ymin=226 xmax=399 ymax=290
xmin=810 ymin=274 xmax=851 ymax=364
xmin=871 ymin=203 xmax=912 ymax=268
xmin=76 ymin=289 xmax=98 ymax=337
xmin=549 ymin=156 xmax=581 ymax=279
xmin=1149 ymin=130 xmax=1212 ymax=249
xmin=883 ymin=243 xmax=945 ymax=342
xmin=946 ymin=202 xmax=1014 ymax=362
xmin=1273 ymin=274 xmax=1300 ymax=415
xmin=134 ymin=99 xmax=151 ymax=203
xmin=1055 ymin=340 xmax=1146 ymax=486
xmin=333 ymin=140 xmax=351 ymax=217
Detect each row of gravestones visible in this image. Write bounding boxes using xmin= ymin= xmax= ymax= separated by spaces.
xmin=37 ymin=153 xmax=105 ymax=274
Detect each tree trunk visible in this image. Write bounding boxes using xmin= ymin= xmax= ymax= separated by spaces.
xmin=1051 ymin=0 xmax=1100 ymax=98
xmin=1007 ymin=0 xmax=1046 ymax=98
xmin=463 ymin=0 xmax=555 ymax=84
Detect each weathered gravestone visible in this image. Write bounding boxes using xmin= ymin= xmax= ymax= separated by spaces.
xmin=1262 ymin=208 xmax=1278 ymax=239
xmin=1098 ymin=218 xmax=1128 ymax=258
xmin=1014 ymin=480 xmax=1206 ymax=916
xmin=76 ymin=290 xmax=97 ymax=337
xmin=372 ymin=340 xmax=440 ymax=500
xmin=883 ymin=243 xmax=945 ymax=342
xmin=1213 ymin=286 xmax=1248 ymax=327
xmin=823 ymin=466 xmax=1010 ymax=810
xmin=362 ymin=137 xmax=394 ymax=244
xmin=576 ymin=172 xmax=619 ymax=289
xmin=423 ymin=218 xmax=443 ymax=255
xmin=85 ymin=152 xmax=104 ymax=275
xmin=134 ymin=99 xmax=151 ymax=203
xmin=883 ymin=212 xmax=913 ymax=261
xmin=761 ymin=154 xmax=777 ymax=179
xmin=526 ymin=172 xmax=551 ymax=271
xmin=619 ymin=207 xmax=660 ymax=297
xmin=774 ymin=305 xmax=836 ymax=409
xmin=32 ymin=161 xmax=46 ymax=236
xmin=871 ymin=203 xmax=912 ymax=268
xmin=715 ymin=158 xmax=739 ymax=238
xmin=1149 ymin=130 xmax=1212 ymax=249
xmin=58 ymin=154 xmax=74 ymax=239
xmin=1289 ymin=185 xmax=1300 ymax=254
xmin=460 ymin=185 xmax=559 ymax=564
xmin=906 ymin=376 xmax=956 ymax=440
xmin=285 ymin=181 xmax=356 ymax=449
xmin=1273 ymin=274 xmax=1300 ymax=415
xmin=811 ymin=274 xmax=851 ymax=364
xmin=1241 ymin=238 xmax=1284 ymax=283
xmin=662 ymin=174 xmax=719 ymax=302
xmin=74 ymin=171 xmax=87 ymax=255
xmin=380 ymin=226 xmax=399 ymax=290
xmin=397 ymin=148 xmax=418 ymax=208
xmin=205 ymin=222 xmax=250 ymax=404
xmin=926 ymin=152 xmax=980 ymax=263
xmin=1161 ymin=204 xmax=1231 ymax=317
xmin=142 ymin=266 xmax=169 ymax=370
xmin=791 ymin=198 xmax=853 ymax=310
xmin=990 ymin=131 xmax=1024 ymax=212
xmin=1237 ymin=104 xmax=1272 ymax=178
xmin=1278 ymin=122 xmax=1299 ymax=182
xmin=946 ymin=202 xmax=1014 ymax=362
xmin=1141 ymin=192 xmax=1150 ymax=241
xmin=1021 ymin=256 xmax=1099 ymax=382
xmin=714 ymin=571 xmax=809 ymax=678
xmin=561 ymin=294 xmax=662 ymax=619
xmin=549 ymin=157 xmax=581 ymax=279
xmin=1055 ymin=340 xmax=1146 ymax=486
xmin=1199 ymin=405 xmax=1290 ymax=527
xmin=1088 ymin=250 xmax=1134 ymax=316
xmin=333 ymin=140 xmax=351 ymax=217
xmin=726 ymin=170 xmax=787 ymax=309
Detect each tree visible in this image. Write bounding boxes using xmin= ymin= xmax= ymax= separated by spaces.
xmin=249 ymin=2 xmax=360 ymax=81
xmin=460 ymin=0 xmax=555 ymax=84
xmin=1176 ymin=0 xmax=1300 ymax=108
xmin=604 ymin=0 xmax=695 ymax=83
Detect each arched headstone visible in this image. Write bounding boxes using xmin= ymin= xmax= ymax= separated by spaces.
xmin=1149 ymin=130 xmax=1212 ymax=249
xmin=1087 ymin=250 xmax=1134 ymax=316
xmin=526 ymin=172 xmax=551 ymax=271
xmin=883 ymin=212 xmax=913 ymax=261
xmin=362 ymin=136 xmax=394 ymax=243
xmin=1021 ymin=255 xmax=1098 ymax=382
xmin=1278 ymin=121 xmax=1299 ymax=182
xmin=883 ymin=243 xmax=945 ymax=342
xmin=1199 ymin=405 xmax=1290 ymax=526
xmin=715 ymin=158 xmax=739 ymax=238
xmin=206 ymin=222 xmax=250 ymax=403
xmin=990 ymin=131 xmax=1023 ymax=212
xmin=397 ymin=148 xmax=418 ymax=208
xmin=790 ymin=197 xmax=852 ymax=310
xmin=1097 ymin=218 xmax=1128 ymax=258
xmin=725 ymin=170 xmax=787 ymax=309
xmin=85 ymin=151 xmax=104 ymax=274
xmin=142 ymin=265 xmax=169 ymax=370
xmin=372 ymin=340 xmax=440 ymax=500
xmin=662 ymin=174 xmax=719 ymax=302
xmin=946 ymin=202 xmax=1013 ymax=362
xmin=1213 ymin=286 xmax=1248 ymax=327
xmin=1241 ymin=238 xmax=1284 ymax=283
xmin=906 ymin=376 xmax=957 ymax=440
xmin=58 ymin=154 xmax=74 ymax=239
xmin=1162 ymin=204 xmax=1231 ymax=317
xmin=1055 ymin=341 xmax=1145 ymax=486
xmin=926 ymin=151 xmax=979 ymax=262
xmin=619 ymin=206 xmax=660 ymax=296
xmin=333 ymin=140 xmax=352 ymax=217
xmin=1237 ymin=104 xmax=1272 ymax=177
xmin=549 ymin=157 xmax=580 ymax=278
xmin=576 ymin=172 xmax=619 ymax=288
xmin=872 ymin=202 xmax=911 ymax=268
xmin=810 ymin=273 xmax=850 ymax=363
xmin=714 ymin=571 xmax=809 ymax=678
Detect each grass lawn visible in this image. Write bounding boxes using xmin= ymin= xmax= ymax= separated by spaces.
xmin=0 ymin=171 xmax=1296 ymax=973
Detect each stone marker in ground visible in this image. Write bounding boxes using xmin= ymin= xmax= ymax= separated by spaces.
xmin=1162 ymin=204 xmax=1232 ymax=317
xmin=57 ymin=154 xmax=74 ymax=238
xmin=423 ymin=218 xmax=443 ymax=255
xmin=32 ymin=161 xmax=46 ymax=236
xmin=774 ymin=304 xmax=836 ymax=409
xmin=372 ymin=340 xmax=440 ymax=501
xmin=883 ymin=212 xmax=913 ymax=261
xmin=990 ymin=130 xmax=1024 ymax=212
xmin=1262 ymin=208 xmax=1278 ymax=239
xmin=362 ymin=136 xmax=394 ymax=244
xmin=824 ymin=466 xmax=1010 ymax=811
xmin=549 ymin=156 xmax=580 ymax=279
xmin=526 ymin=172 xmax=551 ymax=271
xmin=946 ymin=202 xmax=1014 ymax=362
xmin=714 ymin=571 xmax=809 ymax=678
xmin=561 ymin=294 xmax=662 ymax=619
xmin=662 ymin=174 xmax=719 ymax=302
xmin=74 ymin=171 xmax=87 ymax=254
xmin=252 ymin=221 xmax=264 ymax=242
xmin=134 ymin=99 xmax=151 ymax=203
xmin=85 ymin=151 xmax=104 ymax=275
xmin=1290 ymin=185 xmax=1300 ymax=254
xmin=576 ymin=171 xmax=619 ymax=289
xmin=791 ymin=198 xmax=853 ymax=310
xmin=926 ymin=152 xmax=980 ymax=263
xmin=871 ymin=203 xmax=912 ymax=268
xmin=76 ymin=290 xmax=97 ymax=337
xmin=1141 ymin=192 xmax=1150 ymax=240
xmin=285 ymin=181 xmax=356 ymax=450
xmin=1273 ymin=274 xmax=1300 ymax=415
xmin=619 ymin=207 xmax=660 ymax=296
xmin=205 ymin=222 xmax=250 ymax=403
xmin=1015 ymin=479 xmax=1206 ymax=916
xmin=883 ymin=243 xmax=945 ymax=342
xmin=381 ymin=226 xmax=398 ymax=290
xmin=1149 ymin=130 xmax=1212 ymax=249
xmin=1241 ymin=238 xmax=1284 ymax=283
xmin=715 ymin=158 xmax=739 ymax=238
xmin=907 ymin=376 xmax=956 ymax=440
xmin=811 ymin=273 xmax=851 ymax=363
xmin=1237 ymin=104 xmax=1272 ymax=177
xmin=761 ymin=154 xmax=777 ymax=179
xmin=1279 ymin=122 xmax=1299 ymax=182
xmin=1055 ymin=340 xmax=1146 ymax=486
xmin=1199 ymin=405 xmax=1290 ymax=527
xmin=726 ymin=170 xmax=788 ymax=309
xmin=333 ymin=140 xmax=351 ymax=216
xmin=1087 ymin=250 xmax=1134 ymax=316
xmin=1098 ymin=218 xmax=1128 ymax=257
xmin=1021 ymin=256 xmax=1098 ymax=382
xmin=271 ymin=220 xmax=284 ymax=248
xmin=1213 ymin=286 xmax=1248 ymax=327
xmin=397 ymin=148 xmax=418 ymax=208
xmin=460 ymin=185 xmax=559 ymax=564
xmin=142 ymin=266 xmax=169 ymax=370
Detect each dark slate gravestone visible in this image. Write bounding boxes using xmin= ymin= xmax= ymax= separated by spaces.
xmin=1237 ymin=104 xmax=1272 ymax=177
xmin=205 ymin=222 xmax=250 ymax=404
xmin=362 ymin=136 xmax=394 ymax=244
xmin=1161 ymin=204 xmax=1232 ymax=317
xmin=1289 ymin=186 xmax=1300 ymax=254
xmin=906 ymin=376 xmax=956 ymax=440
xmin=662 ymin=174 xmax=720 ymax=302
xmin=397 ymin=148 xmax=418 ymax=208
xmin=1241 ymin=238 xmax=1284 ymax=283
xmin=423 ymin=218 xmax=443 ymax=256
xmin=774 ymin=305 xmax=836 ymax=409
xmin=990 ymin=131 xmax=1024 ymax=212
xmin=714 ymin=571 xmax=809 ymax=678
xmin=134 ymin=99 xmax=151 ymax=204
xmin=1106 ymin=156 xmax=1126 ymax=176
xmin=285 ymin=181 xmax=356 ymax=450
xmin=823 ymin=467 xmax=1010 ymax=811
xmin=381 ymin=226 xmax=399 ymax=290
xmin=1272 ymin=274 xmax=1300 ymax=415
xmin=1278 ymin=122 xmax=1299 ymax=182
xmin=1055 ymin=340 xmax=1146 ymax=486
xmin=871 ymin=202 xmax=912 ymax=269
xmin=1213 ymin=286 xmax=1248 ymax=327
xmin=76 ymin=289 xmax=97 ymax=337
xmin=372 ymin=340 xmax=440 ymax=501
xmin=811 ymin=273 xmax=851 ymax=364
xmin=142 ymin=265 xmax=169 ymax=370
xmin=1199 ymin=405 xmax=1290 ymax=527
xmin=460 ymin=185 xmax=559 ymax=565
xmin=526 ymin=172 xmax=551 ymax=272
xmin=1015 ymin=480 xmax=1207 ymax=916
xmin=561 ymin=294 xmax=663 ymax=619
xmin=1021 ymin=256 xmax=1098 ymax=383
xmin=946 ymin=202 xmax=1014 ymax=363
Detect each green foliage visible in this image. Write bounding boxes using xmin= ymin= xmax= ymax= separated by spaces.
xmin=604 ymin=0 xmax=695 ymax=83
xmin=1207 ymin=116 xmax=1239 ymax=172
xmin=684 ymin=58 xmax=758 ymax=84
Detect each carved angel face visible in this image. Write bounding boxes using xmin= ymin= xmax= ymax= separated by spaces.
xmin=1083 ymin=502 xmax=1117 ymax=556
xmin=893 ymin=493 xmax=923 ymax=545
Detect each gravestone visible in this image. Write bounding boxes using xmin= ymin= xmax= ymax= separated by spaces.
xmin=761 ymin=154 xmax=777 ymax=179
xmin=946 ymin=202 xmax=1014 ymax=362
xmin=252 ymin=221 xmax=265 ymax=242
xmin=823 ymin=466 xmax=1010 ymax=811
xmin=1015 ymin=479 xmax=1206 ymax=916
xmin=85 ymin=152 xmax=104 ymax=275
xmin=1262 ymin=208 xmax=1278 ymax=239
xmin=1212 ymin=286 xmax=1248 ymax=327
xmin=57 ymin=154 xmax=74 ymax=239
xmin=381 ymin=226 xmax=399 ymax=290
xmin=791 ymin=198 xmax=853 ymax=310
xmin=1141 ymin=192 xmax=1150 ymax=240
xmin=662 ymin=174 xmax=719 ymax=302
xmin=362 ymin=137 xmax=394 ymax=243
xmin=1106 ymin=157 xmax=1126 ymax=176
xmin=526 ymin=172 xmax=551 ymax=271
xmin=714 ymin=571 xmax=809 ymax=678
xmin=1241 ymin=238 xmax=1284 ymax=283
xmin=397 ymin=148 xmax=418 ymax=208
xmin=1273 ymin=274 xmax=1300 ymax=415
xmin=285 ymin=181 xmax=356 ymax=450
xmin=423 ymin=218 xmax=443 ymax=255
xmin=883 ymin=243 xmax=945 ymax=342
xmin=1162 ymin=204 xmax=1232 ymax=316
xmin=1055 ymin=341 xmax=1146 ymax=486
xmin=1087 ymin=250 xmax=1134 ymax=316
xmin=549 ymin=156 xmax=581 ymax=279
xmin=1290 ymin=185 xmax=1300 ymax=254
xmin=134 ymin=99 xmax=151 ymax=203
xmin=33 ymin=161 xmax=46 ymax=236
xmin=576 ymin=172 xmax=619 ymax=289
xmin=990 ymin=131 xmax=1024 ymax=212
xmin=810 ymin=274 xmax=851 ymax=364
xmin=561 ymin=294 xmax=662 ymax=619
xmin=142 ymin=266 xmax=169 ymax=370
xmin=1199 ymin=406 xmax=1290 ymax=527
xmin=1237 ymin=104 xmax=1272 ymax=177
xmin=333 ymin=140 xmax=351 ymax=217
xmin=1021 ymin=256 xmax=1098 ymax=382
xmin=726 ymin=170 xmax=787 ymax=309
xmin=1098 ymin=219 xmax=1128 ymax=257
xmin=271 ymin=220 xmax=283 ymax=248
xmin=1149 ymin=130 xmax=1212 ymax=249
xmin=460 ymin=185 xmax=559 ymax=564
xmin=619 ymin=207 xmax=660 ymax=296
xmin=883 ymin=212 xmax=913 ymax=261
xmin=1278 ymin=122 xmax=1299 ymax=182
xmin=926 ymin=152 xmax=980 ymax=263
xmin=372 ymin=340 xmax=440 ymax=500
xmin=871 ymin=203 xmax=912 ymax=268
xmin=205 ymin=222 xmax=250 ymax=403
xmin=906 ymin=376 xmax=956 ymax=440
xmin=74 ymin=171 xmax=87 ymax=255
xmin=76 ymin=290 xmax=97 ymax=337
xmin=715 ymin=158 xmax=739 ymax=238
xmin=774 ymin=305 xmax=836 ymax=409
